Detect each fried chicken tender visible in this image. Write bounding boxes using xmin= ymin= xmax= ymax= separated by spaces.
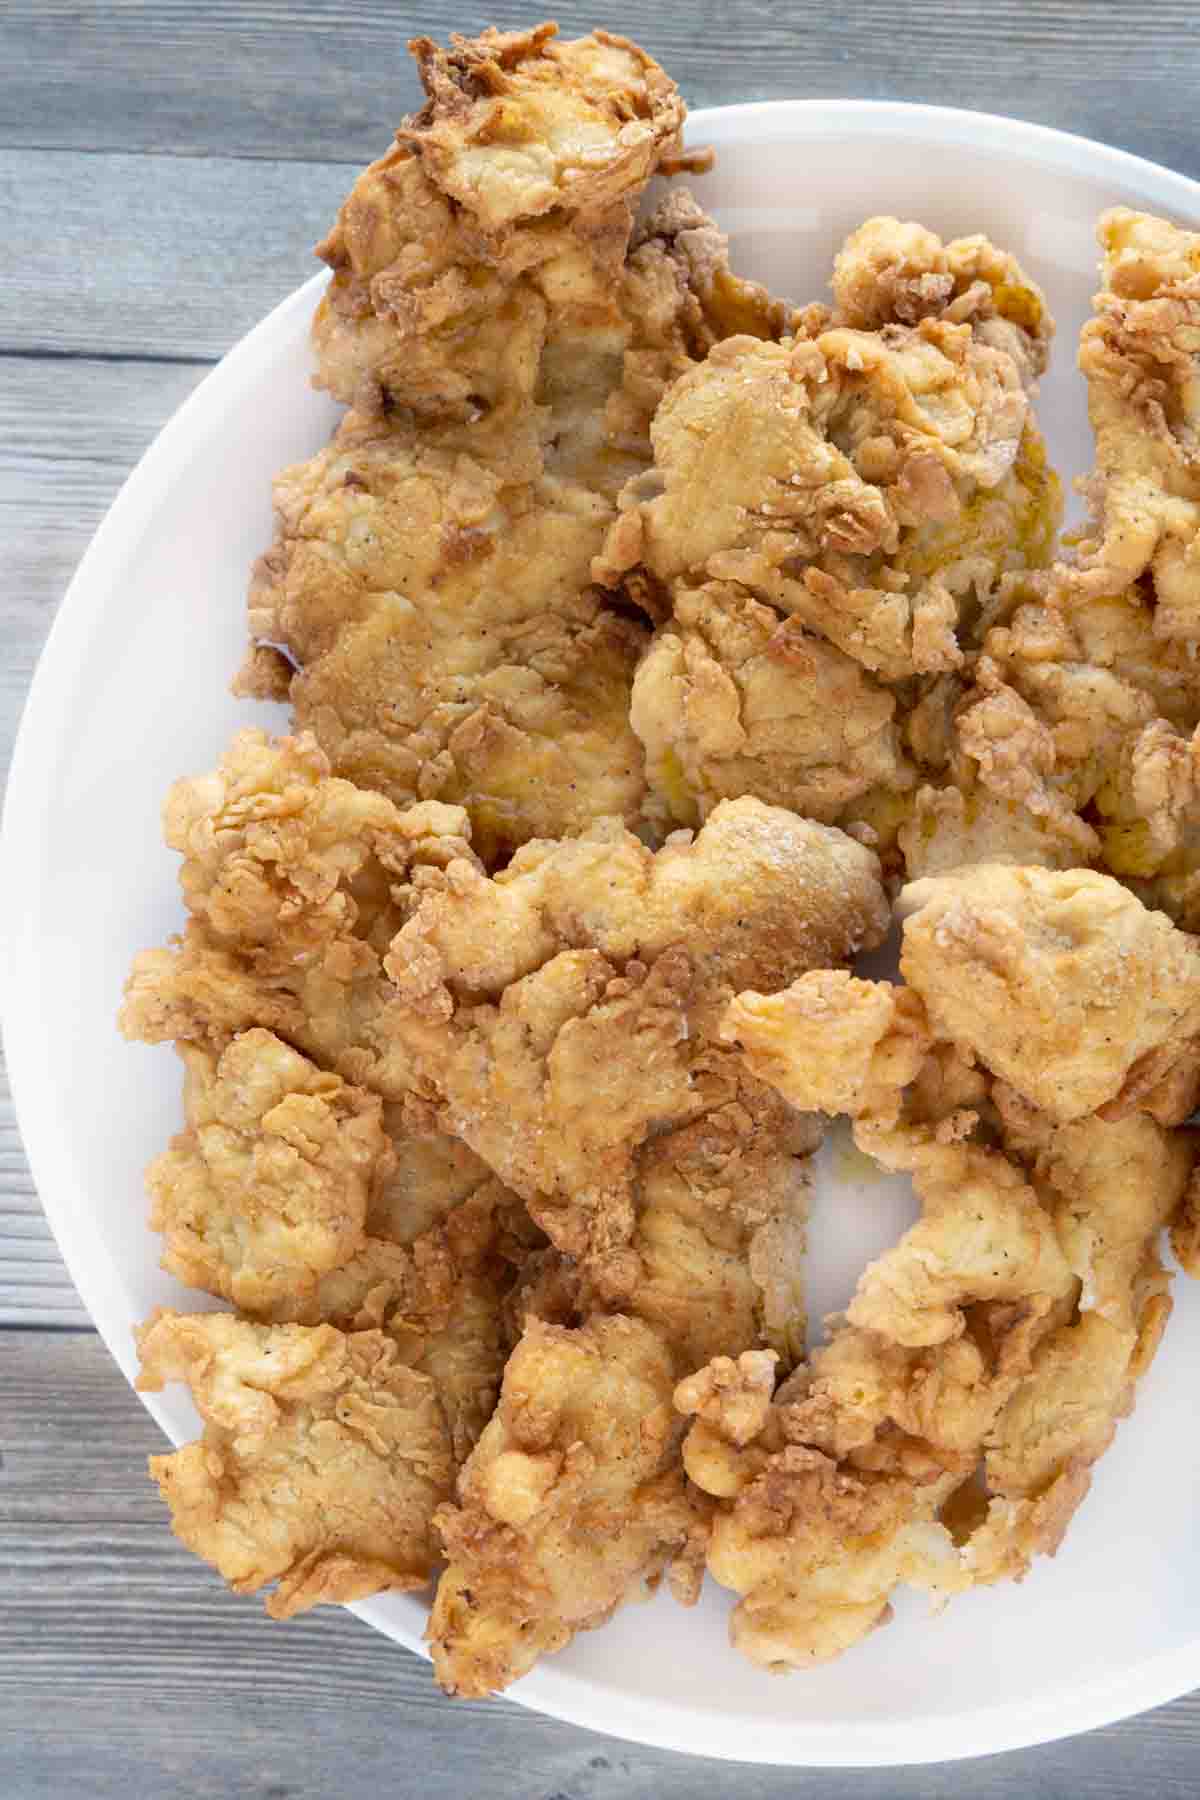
xmin=604 ymin=319 xmax=1055 ymax=683
xmin=903 ymin=572 xmax=1200 ymax=886
xmin=147 ymin=1030 xmax=387 ymax=1315
xmin=260 ymin=1177 xmax=529 ymax=1465
xmin=601 ymin=229 xmax=1059 ymax=835
xmin=240 ymin=29 xmax=799 ymax=858
xmin=124 ymin=730 xmax=528 ymax=1464
xmin=1059 ymin=210 xmax=1200 ymax=641
xmin=310 ymin=24 xmax=685 ymax=428
xmin=677 ymin=1352 xmax=967 ymax=1670
xmin=309 ymin=28 xmax=781 ymax=465
xmin=724 ymin=971 xmax=933 ymax=1124
xmin=428 ymin=1313 xmax=699 ymax=1695
xmin=900 ymin=863 xmax=1200 ymax=1122
xmin=714 ymin=913 xmax=1197 ymax=1655
xmin=516 ymin=1059 xmax=818 ymax=1370
xmin=630 ymin=578 xmax=911 ymax=829
xmin=961 ymin=1309 xmax=1152 ymax=1584
xmin=678 ymin=1045 xmax=1081 ymax=1668
xmin=383 ymin=800 xmax=888 ymax=1274
xmin=830 ymin=216 xmax=1053 ymax=385
xmin=119 ymin=730 xmax=477 ymax=1098
xmin=152 ymin=1035 xmax=529 ymax=1468
xmin=903 ymin=213 xmax=1200 ymax=891
xmin=961 ymin=1093 xmax=1190 ymax=1584
xmin=137 ymin=1309 xmax=454 ymax=1616
xmin=247 ymin=417 xmax=648 ymax=864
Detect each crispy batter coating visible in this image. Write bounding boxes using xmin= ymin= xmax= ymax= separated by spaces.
xmin=603 ymin=189 xmax=794 ymax=477
xmin=902 ymin=570 xmax=1200 ymax=886
xmin=402 ymin=27 xmax=684 ymax=230
xmin=1169 ymin=1160 xmax=1200 ymax=1277
xmin=147 ymin=1031 xmax=387 ymax=1314
xmin=847 ymin=1140 xmax=1074 ymax=1350
xmin=602 ymin=223 xmax=1060 ymax=836
xmin=369 ymin=1105 xmax=505 ymax=1245
xmin=610 ymin=1071 xmax=815 ymax=1369
xmin=962 ymin=1094 xmax=1190 ymax=1583
xmin=996 ymin=1085 xmax=1193 ymax=1328
xmin=899 ymin=781 xmax=1087 ymax=881
xmin=630 ymin=578 xmax=911 ymax=829
xmin=830 ymin=216 xmax=1054 ymax=388
xmin=388 ymin=798 xmax=889 ymax=1028
xmin=1059 ymin=210 xmax=1200 ymax=640
xmin=604 ymin=321 xmax=1056 ymax=682
xmin=137 ymin=1310 xmax=454 ymax=1616
xmin=900 ymin=863 xmax=1200 ymax=1122
xmin=119 ymin=730 xmax=477 ymax=1098
xmin=428 ymin=1313 xmax=698 ymax=1696
xmin=905 ymin=212 xmax=1200 ymax=891
xmin=677 ymin=1352 xmax=967 ymax=1670
xmin=383 ymin=800 xmax=888 ymax=1273
xmin=240 ymin=28 xmax=798 ymax=860
xmin=676 ymin=1100 xmax=1073 ymax=1665
xmin=311 ymin=25 xmax=685 ymax=427
xmin=264 ymin=432 xmax=648 ymax=866
xmin=725 ymin=971 xmax=933 ymax=1123
xmin=260 ymin=1178 xmax=529 ymax=1465
xmin=516 ymin=1058 xmax=819 ymax=1370
xmin=710 ymin=917 xmax=1196 ymax=1663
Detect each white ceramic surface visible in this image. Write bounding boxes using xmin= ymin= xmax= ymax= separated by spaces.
xmin=6 ymin=100 xmax=1200 ymax=1767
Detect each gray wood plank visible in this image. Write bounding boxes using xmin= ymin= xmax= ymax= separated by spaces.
xmin=0 ymin=1054 xmax=85 ymax=1328
xmin=1 ymin=1 xmax=1198 ymax=183
xmin=0 ymin=149 xmax=345 ymax=361
xmin=1 ymin=1328 xmax=1199 ymax=1800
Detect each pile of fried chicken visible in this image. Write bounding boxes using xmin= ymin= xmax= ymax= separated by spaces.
xmin=120 ymin=23 xmax=1200 ymax=1693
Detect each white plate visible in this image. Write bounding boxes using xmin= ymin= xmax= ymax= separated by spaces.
xmin=6 ymin=100 xmax=1200 ymax=1767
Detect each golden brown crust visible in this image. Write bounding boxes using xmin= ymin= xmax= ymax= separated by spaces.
xmin=118 ymin=729 xmax=479 ymax=1098
xmin=1059 ymin=210 xmax=1200 ymax=635
xmin=381 ymin=802 xmax=887 ymax=1277
xmin=702 ymin=897 xmax=1196 ymax=1667
xmin=428 ymin=1313 xmax=698 ymax=1696
xmin=900 ymin=863 xmax=1200 ymax=1122
xmin=137 ymin=1311 xmax=455 ymax=1616
xmin=147 ymin=1030 xmax=387 ymax=1314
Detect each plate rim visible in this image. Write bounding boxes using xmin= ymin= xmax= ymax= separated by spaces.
xmin=5 ymin=96 xmax=1200 ymax=1767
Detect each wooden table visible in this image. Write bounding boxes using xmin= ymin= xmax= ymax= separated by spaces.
xmin=3 ymin=5 xmax=1199 ymax=1793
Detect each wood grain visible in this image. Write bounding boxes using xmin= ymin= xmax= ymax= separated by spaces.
xmin=2 ymin=1 xmax=1199 ymax=180
xmin=0 ymin=149 xmax=345 ymax=360
xmin=1 ymin=1053 xmax=88 ymax=1328
xmin=4 ymin=1330 xmax=1200 ymax=1800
